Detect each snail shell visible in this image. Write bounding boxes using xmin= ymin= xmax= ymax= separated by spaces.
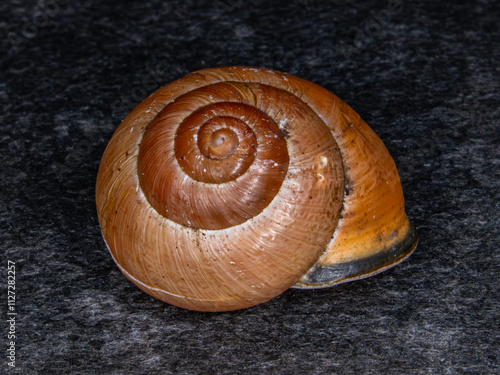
xmin=96 ymin=66 xmax=417 ymax=311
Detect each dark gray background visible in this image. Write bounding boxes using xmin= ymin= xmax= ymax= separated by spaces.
xmin=1 ymin=0 xmax=498 ymax=374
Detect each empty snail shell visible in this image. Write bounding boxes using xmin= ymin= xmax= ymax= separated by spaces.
xmin=96 ymin=66 xmax=418 ymax=312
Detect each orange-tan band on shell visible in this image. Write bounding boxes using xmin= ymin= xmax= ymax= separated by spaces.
xmin=294 ymin=100 xmax=417 ymax=287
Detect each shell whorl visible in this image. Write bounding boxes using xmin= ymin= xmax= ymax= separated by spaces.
xmin=96 ymin=66 xmax=417 ymax=311
xmin=138 ymin=84 xmax=294 ymax=230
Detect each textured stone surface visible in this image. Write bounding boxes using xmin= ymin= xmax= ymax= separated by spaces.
xmin=0 ymin=0 xmax=498 ymax=373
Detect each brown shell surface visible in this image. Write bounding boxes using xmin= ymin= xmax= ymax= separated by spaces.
xmin=96 ymin=66 xmax=416 ymax=311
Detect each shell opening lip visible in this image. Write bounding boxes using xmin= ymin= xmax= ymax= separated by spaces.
xmin=293 ymin=223 xmax=418 ymax=289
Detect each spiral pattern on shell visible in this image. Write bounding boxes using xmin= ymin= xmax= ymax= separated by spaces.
xmin=96 ymin=66 xmax=417 ymax=311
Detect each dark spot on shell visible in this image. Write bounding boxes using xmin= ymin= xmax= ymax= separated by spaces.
xmin=280 ymin=128 xmax=290 ymax=139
